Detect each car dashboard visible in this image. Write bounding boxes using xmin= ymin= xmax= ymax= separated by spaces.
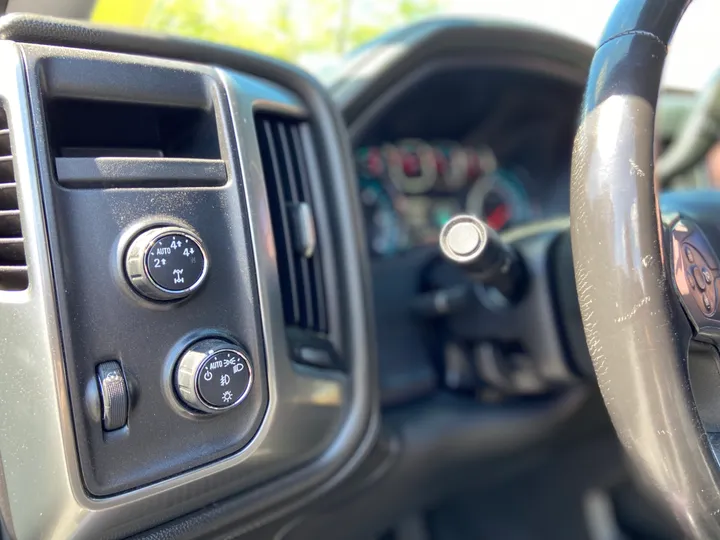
xmin=0 ymin=12 xmax=697 ymax=540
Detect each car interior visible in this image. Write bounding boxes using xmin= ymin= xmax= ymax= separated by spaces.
xmin=2 ymin=0 xmax=720 ymax=539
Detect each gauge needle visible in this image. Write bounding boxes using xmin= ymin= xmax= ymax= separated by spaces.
xmin=486 ymin=204 xmax=510 ymax=230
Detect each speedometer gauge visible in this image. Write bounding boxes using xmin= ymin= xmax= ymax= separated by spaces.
xmin=466 ymin=169 xmax=531 ymax=230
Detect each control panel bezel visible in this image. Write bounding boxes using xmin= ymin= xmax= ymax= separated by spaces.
xmin=0 ymin=34 xmax=374 ymax=540
xmin=29 ymin=53 xmax=271 ymax=492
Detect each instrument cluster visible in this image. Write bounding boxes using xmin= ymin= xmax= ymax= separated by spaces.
xmin=356 ymin=140 xmax=536 ymax=256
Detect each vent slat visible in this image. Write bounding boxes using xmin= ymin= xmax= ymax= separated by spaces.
xmin=0 ymin=183 xmax=18 ymax=210
xmin=0 ymin=106 xmax=29 ymax=292
xmin=0 ymin=157 xmax=13 ymax=184
xmin=0 ymin=210 xmax=21 ymax=236
xmin=0 ymin=266 xmax=28 ymax=290
xmin=0 ymin=238 xmax=25 ymax=264
xmin=256 ymin=113 xmax=328 ymax=334
xmin=260 ymin=120 xmax=301 ymax=326
xmin=293 ymin=125 xmax=327 ymax=333
xmin=278 ymin=122 xmax=314 ymax=329
xmin=277 ymin=124 xmax=301 ymax=204
xmin=0 ymin=129 xmax=9 ymax=156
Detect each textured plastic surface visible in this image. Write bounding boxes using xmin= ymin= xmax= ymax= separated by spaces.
xmin=23 ymin=46 xmax=269 ymax=495
xmin=96 ymin=361 xmax=128 ymax=431
xmin=0 ymin=34 xmax=375 ymax=540
xmin=55 ymin=157 xmax=227 ymax=187
xmin=279 ymin=391 xmax=590 ymax=540
xmin=335 ymin=20 xmax=593 ymax=137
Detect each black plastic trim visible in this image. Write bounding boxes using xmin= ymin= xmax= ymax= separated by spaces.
xmin=24 ymin=47 xmax=270 ymax=496
xmin=38 ymin=54 xmax=214 ymax=107
xmin=279 ymin=390 xmax=593 ymax=540
xmin=0 ymin=13 xmax=377 ymax=540
xmin=334 ymin=20 xmax=593 ymax=131
xmin=55 ymin=157 xmax=227 ymax=187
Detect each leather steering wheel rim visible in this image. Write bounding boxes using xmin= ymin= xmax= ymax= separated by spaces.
xmin=567 ymin=0 xmax=720 ymax=538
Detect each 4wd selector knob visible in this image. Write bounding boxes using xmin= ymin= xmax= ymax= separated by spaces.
xmin=174 ymin=339 xmax=253 ymax=414
xmin=125 ymin=226 xmax=208 ymax=301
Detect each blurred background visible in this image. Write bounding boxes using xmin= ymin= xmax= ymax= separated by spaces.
xmin=89 ymin=0 xmax=720 ymax=90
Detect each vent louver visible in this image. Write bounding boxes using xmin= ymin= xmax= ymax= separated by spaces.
xmin=256 ymin=113 xmax=327 ymax=333
xmin=0 ymin=106 xmax=27 ymax=291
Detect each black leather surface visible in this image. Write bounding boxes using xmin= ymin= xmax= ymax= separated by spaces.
xmin=598 ymin=0 xmax=689 ymax=46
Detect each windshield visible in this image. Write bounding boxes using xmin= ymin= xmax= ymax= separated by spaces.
xmin=91 ymin=0 xmax=719 ymax=91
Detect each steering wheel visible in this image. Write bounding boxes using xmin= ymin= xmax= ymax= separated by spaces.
xmin=571 ymin=0 xmax=720 ymax=537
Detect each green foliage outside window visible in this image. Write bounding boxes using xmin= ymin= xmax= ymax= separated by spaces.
xmin=92 ymin=0 xmax=442 ymax=66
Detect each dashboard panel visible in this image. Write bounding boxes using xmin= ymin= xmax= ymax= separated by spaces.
xmin=0 ymin=20 xmax=376 ymax=540
xmin=353 ymin=69 xmax=580 ymax=257
xmin=357 ymin=141 xmax=569 ymax=256
xmin=0 ymin=13 xmax=643 ymax=540
xmin=356 ymin=142 xmax=494 ymax=255
xmin=337 ymin=29 xmax=589 ymax=407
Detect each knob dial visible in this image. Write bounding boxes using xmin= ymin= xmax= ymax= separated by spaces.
xmin=125 ymin=226 xmax=208 ymax=301
xmin=174 ymin=339 xmax=253 ymax=414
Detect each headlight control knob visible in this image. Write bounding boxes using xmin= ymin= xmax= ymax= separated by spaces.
xmin=125 ymin=226 xmax=208 ymax=301
xmin=174 ymin=339 xmax=253 ymax=414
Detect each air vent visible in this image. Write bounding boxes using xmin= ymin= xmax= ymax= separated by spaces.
xmin=256 ymin=113 xmax=327 ymax=333
xmin=0 ymin=105 xmax=27 ymax=291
